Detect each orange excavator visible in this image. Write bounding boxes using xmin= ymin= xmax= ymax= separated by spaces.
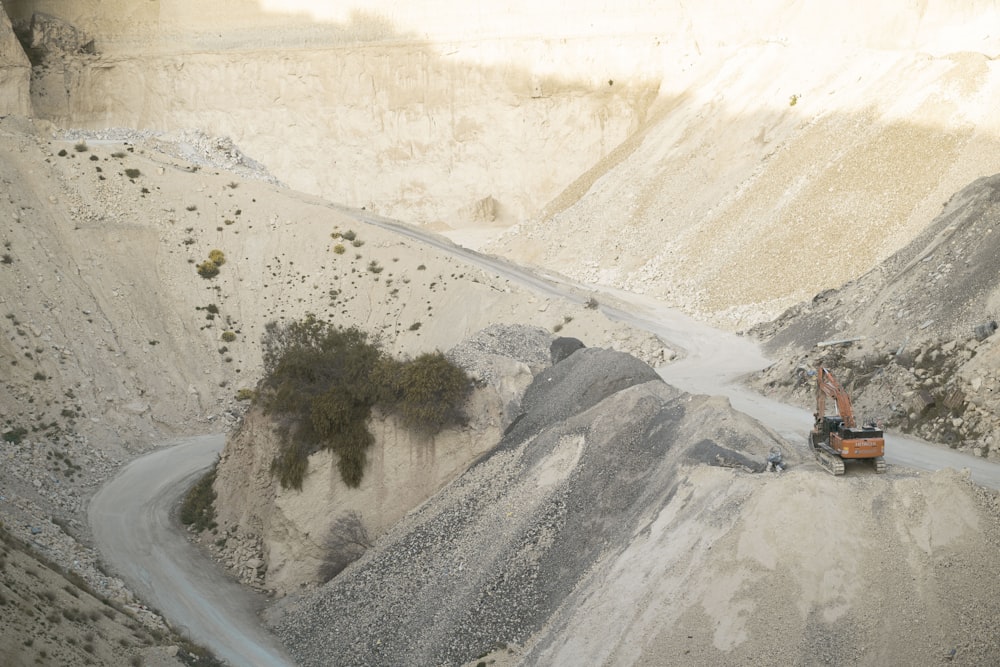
xmin=810 ymin=366 xmax=886 ymax=476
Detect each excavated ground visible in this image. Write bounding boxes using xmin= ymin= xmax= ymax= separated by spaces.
xmin=266 ymin=347 xmax=1000 ymax=667
xmin=751 ymin=174 xmax=1000 ymax=461
xmin=3 ymin=3 xmax=1000 ymax=666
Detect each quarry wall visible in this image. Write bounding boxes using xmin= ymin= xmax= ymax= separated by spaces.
xmin=0 ymin=3 xmax=29 ymax=115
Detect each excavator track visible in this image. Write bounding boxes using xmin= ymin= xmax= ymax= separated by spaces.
xmin=873 ymin=456 xmax=886 ymax=474
xmin=810 ymin=433 xmax=846 ymax=476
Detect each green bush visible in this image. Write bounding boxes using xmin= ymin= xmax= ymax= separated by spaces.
xmin=382 ymin=352 xmax=471 ymax=432
xmin=179 ymin=462 xmax=217 ymax=532
xmin=333 ymin=244 xmax=346 ymax=255
xmin=258 ymin=316 xmax=470 ymax=489
xmin=2 ymin=427 xmax=27 ymax=444
xmin=221 ymin=331 xmax=236 ymax=342
xmin=196 ymin=261 xmax=219 ymax=279
xmin=208 ymin=249 xmax=225 ymax=266
xmin=124 ymin=168 xmax=141 ymax=179
xmin=235 ymin=388 xmax=256 ymax=401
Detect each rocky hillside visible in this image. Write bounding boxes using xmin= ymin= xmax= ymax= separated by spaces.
xmin=0 ymin=521 xmax=220 ymax=667
xmin=210 ymin=325 xmax=551 ymax=596
xmin=266 ymin=346 xmax=1000 ymax=666
xmin=750 ymin=174 xmax=1000 ymax=460
xmin=0 ymin=113 xmax=659 ymax=656
xmin=7 ymin=2 xmax=1000 ymax=329
xmin=3 ymin=2 xmax=1000 ymax=665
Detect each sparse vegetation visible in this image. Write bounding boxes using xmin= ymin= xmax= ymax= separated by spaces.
xmin=196 ymin=261 xmax=220 ymax=279
xmin=235 ymin=388 xmax=256 ymax=401
xmin=3 ymin=426 xmax=27 ymax=444
xmin=585 ymin=296 xmax=599 ymax=309
xmin=258 ymin=316 xmax=470 ymax=489
xmin=179 ymin=461 xmax=218 ymax=532
xmin=196 ymin=250 xmax=226 ymax=278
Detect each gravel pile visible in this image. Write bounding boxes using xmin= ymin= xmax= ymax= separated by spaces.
xmin=270 ymin=347 xmax=781 ymax=665
xmin=446 ymin=323 xmax=553 ymax=385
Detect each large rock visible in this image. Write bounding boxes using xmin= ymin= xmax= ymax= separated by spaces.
xmin=13 ymin=12 xmax=95 ymax=62
xmin=210 ymin=328 xmax=547 ymax=594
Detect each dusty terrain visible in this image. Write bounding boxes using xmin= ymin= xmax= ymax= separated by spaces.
xmin=2 ymin=2 xmax=1000 ymax=666
xmin=0 ymin=520 xmax=219 ymax=667
xmin=7 ymin=2 xmax=1000 ymax=330
xmin=750 ymin=174 xmax=1000 ymax=460
xmin=265 ymin=346 xmax=1000 ymax=666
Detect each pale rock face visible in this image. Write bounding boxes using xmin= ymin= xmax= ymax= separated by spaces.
xmin=0 ymin=4 xmax=30 ymax=115
xmin=13 ymin=2 xmax=1000 ymax=328
xmin=213 ymin=382 xmax=508 ymax=595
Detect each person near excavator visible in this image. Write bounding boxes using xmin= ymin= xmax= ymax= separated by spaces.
xmin=765 ymin=446 xmax=785 ymax=473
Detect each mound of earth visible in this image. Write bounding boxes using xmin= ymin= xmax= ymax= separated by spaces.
xmin=267 ymin=345 xmax=1000 ymax=666
xmin=266 ymin=347 xmax=788 ymax=665
xmin=750 ymin=174 xmax=1000 ymax=458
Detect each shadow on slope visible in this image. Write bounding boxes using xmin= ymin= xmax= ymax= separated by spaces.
xmin=269 ymin=347 xmax=785 ymax=665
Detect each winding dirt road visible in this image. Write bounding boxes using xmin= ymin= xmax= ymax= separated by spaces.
xmin=88 ymin=212 xmax=1000 ymax=666
xmin=88 ymin=435 xmax=295 ymax=667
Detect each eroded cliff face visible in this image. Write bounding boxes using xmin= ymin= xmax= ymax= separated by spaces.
xmin=8 ymin=0 xmax=1000 ymax=327
xmin=212 ymin=347 xmax=537 ymax=595
xmin=0 ymin=3 xmax=29 ymax=115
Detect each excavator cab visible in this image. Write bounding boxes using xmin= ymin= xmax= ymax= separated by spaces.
xmin=810 ymin=367 xmax=886 ymax=476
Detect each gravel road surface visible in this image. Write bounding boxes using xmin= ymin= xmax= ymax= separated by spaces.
xmin=89 ymin=435 xmax=295 ymax=667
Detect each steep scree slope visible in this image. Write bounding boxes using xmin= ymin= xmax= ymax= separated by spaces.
xmin=267 ymin=347 xmax=790 ymax=665
xmin=751 ymin=174 xmax=1000 ymax=457
xmin=270 ymin=347 xmax=1000 ymax=666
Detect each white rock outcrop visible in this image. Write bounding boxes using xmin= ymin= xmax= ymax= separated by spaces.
xmin=0 ymin=4 xmax=30 ymax=116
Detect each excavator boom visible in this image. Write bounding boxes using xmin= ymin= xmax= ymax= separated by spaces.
xmin=816 ymin=367 xmax=857 ymax=428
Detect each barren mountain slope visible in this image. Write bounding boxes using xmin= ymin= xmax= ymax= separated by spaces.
xmin=0 ymin=115 xmax=659 ymax=654
xmin=9 ymin=1 xmax=1000 ymax=331
xmin=750 ymin=174 xmax=1000 ymax=459
xmin=491 ymin=46 xmax=1000 ymax=329
xmin=269 ymin=347 xmax=1000 ymax=667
